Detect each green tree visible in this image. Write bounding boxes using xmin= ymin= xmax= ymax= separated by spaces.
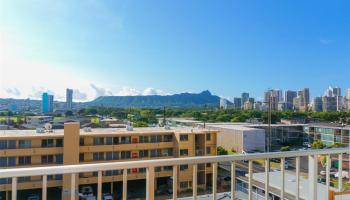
xmin=217 ymin=146 xmax=228 ymax=155
xmin=65 ymin=110 xmax=73 ymax=117
xmin=280 ymin=146 xmax=290 ymax=151
xmin=311 ymin=140 xmax=325 ymax=149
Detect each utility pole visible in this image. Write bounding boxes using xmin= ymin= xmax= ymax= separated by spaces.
xmin=163 ymin=106 xmax=166 ymax=127
xmin=267 ymin=95 xmax=272 ymax=153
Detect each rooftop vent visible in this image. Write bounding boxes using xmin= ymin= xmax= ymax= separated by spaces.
xmin=126 ymin=122 xmax=133 ymax=131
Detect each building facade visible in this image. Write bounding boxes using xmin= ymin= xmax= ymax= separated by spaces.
xmin=66 ymin=89 xmax=73 ymax=110
xmin=0 ymin=123 xmax=217 ymax=199
xmin=42 ymin=93 xmax=54 ymax=113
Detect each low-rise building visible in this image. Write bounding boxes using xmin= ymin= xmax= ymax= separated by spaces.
xmin=0 ymin=123 xmax=218 ymax=199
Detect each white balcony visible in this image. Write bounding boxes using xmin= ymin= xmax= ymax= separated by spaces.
xmin=0 ymin=148 xmax=349 ymax=200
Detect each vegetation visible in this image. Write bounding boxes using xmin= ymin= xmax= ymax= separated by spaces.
xmin=217 ymin=146 xmax=228 ymax=155
xmin=280 ymin=146 xmax=291 ymax=151
xmin=311 ymin=140 xmax=326 ymax=149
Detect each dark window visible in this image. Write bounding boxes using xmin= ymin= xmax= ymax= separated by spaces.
xmin=18 ymin=156 xmax=31 ymax=165
xmin=7 ymin=140 xmax=16 ymax=149
xmin=206 ymin=133 xmax=211 ymax=141
xmin=42 ymin=139 xmax=54 ymax=147
xmin=56 ymin=139 xmax=63 ymax=147
xmin=56 ymin=154 xmax=63 ymax=164
xmin=163 ymin=135 xmax=173 ymax=142
xmin=155 ymin=167 xmax=161 ymax=172
xmin=180 ymin=181 xmax=189 ymax=189
xmin=106 ymin=152 xmax=113 ymax=160
xmin=139 ymin=150 xmax=149 ymax=158
xmin=139 ymin=136 xmax=149 ymax=143
xmin=164 ymin=166 xmax=173 ymax=171
xmin=18 ymin=140 xmax=31 ymax=148
xmin=180 ymin=149 xmax=188 ymax=156
xmin=180 ymin=165 xmax=188 ymax=171
xmin=113 ymin=137 xmax=119 ymax=144
xmin=150 ymin=149 xmax=161 ymax=157
xmin=206 ymin=147 xmax=211 ymax=154
xmin=93 ymin=152 xmax=104 ymax=161
xmin=180 ymin=135 xmax=188 ymax=141
xmin=79 ymin=153 xmax=84 ymax=162
xmin=41 ymin=155 xmax=54 ymax=164
xmin=121 ymin=151 xmax=131 ymax=159
xmin=80 ymin=138 xmax=85 ymax=146
xmin=120 ymin=136 xmax=131 ymax=144
xmin=93 ymin=137 xmax=105 ymax=145
xmin=106 ymin=137 xmax=113 ymax=145
xmin=0 ymin=157 xmax=15 ymax=167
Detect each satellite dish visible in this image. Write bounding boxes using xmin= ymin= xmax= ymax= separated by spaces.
xmin=44 ymin=123 xmax=52 ymax=130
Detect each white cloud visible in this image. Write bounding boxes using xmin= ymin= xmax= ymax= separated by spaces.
xmin=90 ymin=84 xmax=113 ymax=97
xmin=73 ymin=89 xmax=88 ymax=101
xmin=5 ymin=88 xmax=21 ymax=97
xmin=142 ymin=87 xmax=168 ymax=96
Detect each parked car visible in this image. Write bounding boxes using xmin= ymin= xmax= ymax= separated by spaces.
xmin=102 ymin=194 xmax=113 ymax=200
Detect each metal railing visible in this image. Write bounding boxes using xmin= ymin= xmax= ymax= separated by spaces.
xmin=0 ymin=147 xmax=349 ymax=200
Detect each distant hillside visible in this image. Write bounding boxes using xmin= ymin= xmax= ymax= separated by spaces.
xmin=88 ymin=90 xmax=232 ymax=108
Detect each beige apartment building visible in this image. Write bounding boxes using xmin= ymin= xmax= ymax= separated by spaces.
xmin=0 ymin=122 xmax=217 ymax=199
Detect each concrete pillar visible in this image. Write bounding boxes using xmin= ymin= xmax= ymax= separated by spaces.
xmin=62 ymin=122 xmax=80 ymax=200
xmin=308 ymin=155 xmax=318 ymax=200
xmin=146 ymin=167 xmax=155 ymax=200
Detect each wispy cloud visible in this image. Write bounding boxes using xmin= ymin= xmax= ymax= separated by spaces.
xmin=320 ymin=39 xmax=335 ymax=45
xmin=5 ymin=88 xmax=21 ymax=97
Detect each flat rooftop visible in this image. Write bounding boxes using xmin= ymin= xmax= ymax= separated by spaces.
xmin=0 ymin=126 xmax=217 ymax=138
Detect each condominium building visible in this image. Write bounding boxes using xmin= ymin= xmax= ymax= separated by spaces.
xmin=66 ymin=89 xmax=73 ymax=110
xmin=304 ymin=124 xmax=350 ymax=146
xmin=42 ymin=93 xmax=54 ymax=113
xmin=0 ymin=123 xmax=218 ymax=200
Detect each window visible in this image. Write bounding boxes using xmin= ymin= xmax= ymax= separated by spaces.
xmin=18 ymin=156 xmax=31 ymax=165
xmin=18 ymin=177 xmax=30 ymax=183
xmin=0 ymin=157 xmax=16 ymax=167
xmin=41 ymin=155 xmax=54 ymax=164
xmin=139 ymin=150 xmax=149 ymax=158
xmin=0 ymin=140 xmax=16 ymax=149
xmin=180 ymin=149 xmax=188 ymax=156
xmin=155 ymin=167 xmax=161 ymax=172
xmin=80 ymin=138 xmax=85 ymax=146
xmin=120 ymin=136 xmax=131 ymax=144
xmin=139 ymin=168 xmax=146 ymax=173
xmin=206 ymin=133 xmax=211 ymax=141
xmin=113 ymin=152 xmax=120 ymax=160
xmin=18 ymin=140 xmax=31 ymax=149
xmin=56 ymin=139 xmax=63 ymax=147
xmin=164 ymin=166 xmax=173 ymax=171
xmin=113 ymin=137 xmax=119 ymax=144
xmin=79 ymin=153 xmax=84 ymax=162
xmin=180 ymin=135 xmax=188 ymax=141
xmin=93 ymin=152 xmax=105 ymax=161
xmin=106 ymin=137 xmax=113 ymax=145
xmin=180 ymin=165 xmax=188 ymax=171
xmin=121 ymin=151 xmax=131 ymax=159
xmin=163 ymin=135 xmax=173 ymax=142
xmin=139 ymin=136 xmax=149 ymax=143
xmin=150 ymin=149 xmax=161 ymax=157
xmin=206 ymin=147 xmax=211 ymax=154
xmin=162 ymin=148 xmax=173 ymax=156
xmin=42 ymin=139 xmax=54 ymax=147
xmin=206 ymin=163 xmax=211 ymax=168
xmin=180 ymin=181 xmax=189 ymax=189
xmin=56 ymin=154 xmax=63 ymax=164
xmin=93 ymin=137 xmax=105 ymax=145
xmin=106 ymin=152 xmax=114 ymax=160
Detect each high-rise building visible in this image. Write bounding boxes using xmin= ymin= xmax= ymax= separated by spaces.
xmin=333 ymin=87 xmax=341 ymax=97
xmin=264 ymin=90 xmax=278 ymax=110
xmin=233 ymin=98 xmax=242 ymax=110
xmin=275 ymin=90 xmax=283 ymax=102
xmin=284 ymin=90 xmax=297 ymax=110
xmin=312 ymin=97 xmax=323 ymax=112
xmin=322 ymin=96 xmax=337 ymax=112
xmin=66 ymin=88 xmax=73 ymax=110
xmin=241 ymin=93 xmax=249 ymax=108
xmin=324 ymin=86 xmax=341 ymax=97
xmin=219 ymin=98 xmax=228 ymax=109
xmin=294 ymin=88 xmax=309 ymax=112
xmin=42 ymin=93 xmax=54 ymax=113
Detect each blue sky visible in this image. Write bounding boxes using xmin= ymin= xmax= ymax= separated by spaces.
xmin=1 ymin=0 xmax=349 ymax=101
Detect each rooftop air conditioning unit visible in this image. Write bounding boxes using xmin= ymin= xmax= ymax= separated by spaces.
xmin=36 ymin=128 xmax=45 ymax=134
xmin=126 ymin=122 xmax=133 ymax=131
xmin=83 ymin=127 xmax=92 ymax=132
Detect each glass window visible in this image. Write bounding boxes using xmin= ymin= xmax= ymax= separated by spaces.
xmin=206 ymin=133 xmax=211 ymax=141
xmin=18 ymin=156 xmax=31 ymax=165
xmin=80 ymin=138 xmax=85 ymax=146
xmin=180 ymin=165 xmax=188 ymax=171
xmin=139 ymin=150 xmax=149 ymax=158
xmin=162 ymin=148 xmax=173 ymax=156
xmin=180 ymin=135 xmax=188 ymax=141
xmin=0 ymin=141 xmax=7 ymax=149
xmin=164 ymin=166 xmax=173 ymax=171
xmin=150 ymin=136 xmax=157 ymax=143
xmin=121 ymin=151 xmax=131 ymax=159
xmin=8 ymin=157 xmax=16 ymax=166
xmin=56 ymin=154 xmax=63 ymax=164
xmin=206 ymin=147 xmax=211 ymax=154
xmin=139 ymin=136 xmax=149 ymax=143
xmin=163 ymin=135 xmax=173 ymax=142
xmin=7 ymin=140 xmax=16 ymax=149
xmin=180 ymin=149 xmax=188 ymax=156
xmin=93 ymin=152 xmax=104 ymax=161
xmin=155 ymin=167 xmax=161 ymax=172
xmin=113 ymin=152 xmax=120 ymax=160
xmin=120 ymin=136 xmax=131 ymax=144
xmin=180 ymin=181 xmax=189 ymax=189
xmin=79 ymin=153 xmax=84 ymax=162
xmin=106 ymin=152 xmax=113 ymax=160
xmin=93 ymin=137 xmax=105 ymax=145
xmin=106 ymin=137 xmax=113 ymax=145
xmin=0 ymin=157 xmax=7 ymax=167
xmin=42 ymin=139 xmax=54 ymax=147
xmin=56 ymin=139 xmax=63 ymax=147
xmin=18 ymin=140 xmax=31 ymax=148
xmin=113 ymin=137 xmax=119 ymax=144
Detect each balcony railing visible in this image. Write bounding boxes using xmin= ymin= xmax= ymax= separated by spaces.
xmin=0 ymin=147 xmax=349 ymax=200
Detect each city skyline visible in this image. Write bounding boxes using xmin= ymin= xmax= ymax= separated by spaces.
xmin=1 ymin=0 xmax=350 ymax=101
